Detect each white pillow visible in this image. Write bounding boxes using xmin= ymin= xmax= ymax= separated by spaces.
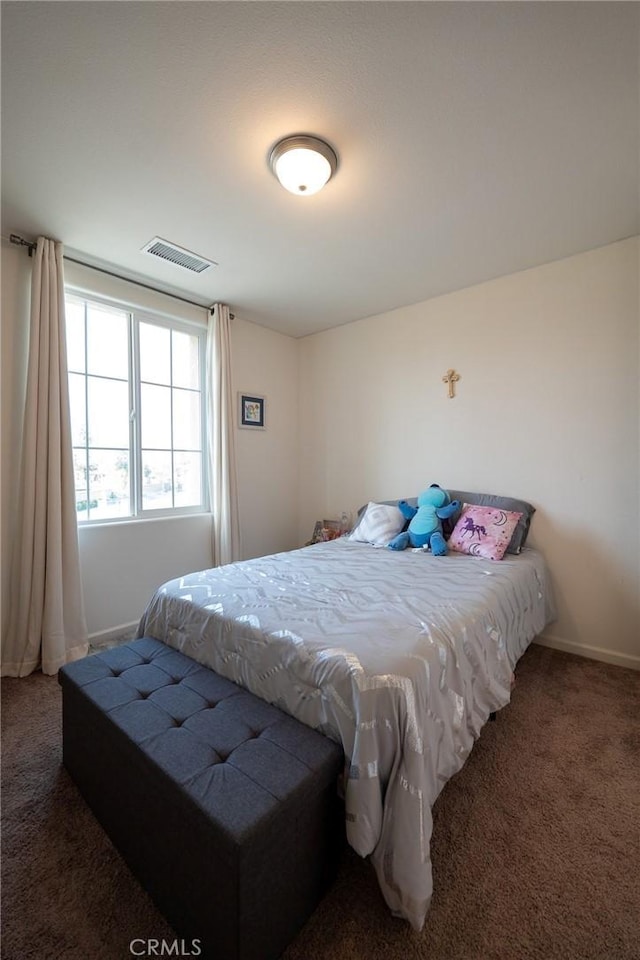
xmin=349 ymin=502 xmax=405 ymax=546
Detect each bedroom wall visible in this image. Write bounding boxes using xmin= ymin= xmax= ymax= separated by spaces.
xmin=298 ymin=238 xmax=640 ymax=670
xmin=0 ymin=247 xmax=299 ymax=644
xmin=232 ymin=316 xmax=299 ymax=562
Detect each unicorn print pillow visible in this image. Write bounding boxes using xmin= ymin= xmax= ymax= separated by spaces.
xmin=448 ymin=503 xmax=523 ymax=561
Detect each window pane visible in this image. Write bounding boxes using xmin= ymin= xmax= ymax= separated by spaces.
xmin=68 ymin=373 xmax=86 ymax=447
xmin=86 ymin=450 xmax=131 ymax=520
xmin=87 ymin=377 xmax=130 ymax=447
xmin=142 ymin=451 xmax=173 ymax=509
xmin=65 ymin=299 xmax=85 ymax=373
xmin=87 ymin=302 xmax=128 ymax=379
xmin=172 ymin=330 xmax=200 ymax=389
xmin=172 ymin=388 xmax=201 ymax=450
xmin=73 ymin=449 xmax=89 ymax=521
xmin=140 ymin=383 xmax=171 ymax=449
xmin=140 ymin=322 xmax=170 ymax=385
xmin=174 ymin=452 xmax=202 ymax=507
xmin=66 ymin=293 xmax=206 ymax=524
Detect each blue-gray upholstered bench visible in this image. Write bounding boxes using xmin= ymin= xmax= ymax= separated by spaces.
xmin=59 ymin=637 xmax=344 ymax=960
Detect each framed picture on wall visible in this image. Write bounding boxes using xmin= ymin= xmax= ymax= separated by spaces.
xmin=238 ymin=393 xmax=266 ymax=429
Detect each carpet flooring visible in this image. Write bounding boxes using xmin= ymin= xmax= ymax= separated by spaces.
xmin=1 ymin=643 xmax=639 ymax=960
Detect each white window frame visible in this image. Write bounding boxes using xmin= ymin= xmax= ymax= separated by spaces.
xmin=65 ymin=288 xmax=208 ymax=525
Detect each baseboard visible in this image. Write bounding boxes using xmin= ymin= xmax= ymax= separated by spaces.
xmin=535 ymin=634 xmax=640 ymax=671
xmin=88 ymin=621 xmax=139 ymax=647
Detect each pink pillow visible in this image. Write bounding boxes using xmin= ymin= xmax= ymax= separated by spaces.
xmin=449 ymin=504 xmax=523 ymax=561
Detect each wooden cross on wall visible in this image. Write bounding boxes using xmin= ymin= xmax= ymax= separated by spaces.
xmin=442 ymin=369 xmax=460 ymax=399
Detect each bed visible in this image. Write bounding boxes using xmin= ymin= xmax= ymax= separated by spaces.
xmin=137 ymin=534 xmax=555 ymax=930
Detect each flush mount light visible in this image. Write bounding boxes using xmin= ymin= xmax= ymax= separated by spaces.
xmin=269 ymin=135 xmax=338 ymax=196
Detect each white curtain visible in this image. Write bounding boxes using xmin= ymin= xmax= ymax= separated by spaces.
xmin=2 ymin=238 xmax=88 ymax=676
xmin=206 ymin=303 xmax=241 ymax=565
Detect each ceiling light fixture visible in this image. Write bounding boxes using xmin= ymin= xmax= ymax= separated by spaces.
xmin=269 ymin=135 xmax=338 ymax=196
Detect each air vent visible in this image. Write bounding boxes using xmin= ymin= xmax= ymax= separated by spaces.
xmin=141 ymin=237 xmax=217 ymax=274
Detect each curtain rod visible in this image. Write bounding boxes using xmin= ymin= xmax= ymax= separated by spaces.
xmin=6 ymin=234 xmax=233 ymax=318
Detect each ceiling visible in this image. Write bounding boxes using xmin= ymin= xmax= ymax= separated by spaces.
xmin=2 ymin=2 xmax=638 ymax=338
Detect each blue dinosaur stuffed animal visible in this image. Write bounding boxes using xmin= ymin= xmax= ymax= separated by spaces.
xmin=387 ymin=484 xmax=460 ymax=556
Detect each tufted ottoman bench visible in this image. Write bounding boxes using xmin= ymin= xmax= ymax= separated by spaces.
xmin=59 ymin=637 xmax=344 ymax=960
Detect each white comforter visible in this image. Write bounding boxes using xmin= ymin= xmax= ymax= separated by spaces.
xmin=137 ymin=539 xmax=555 ymax=930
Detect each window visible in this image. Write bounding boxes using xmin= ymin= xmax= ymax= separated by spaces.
xmin=65 ymin=292 xmax=207 ymax=523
